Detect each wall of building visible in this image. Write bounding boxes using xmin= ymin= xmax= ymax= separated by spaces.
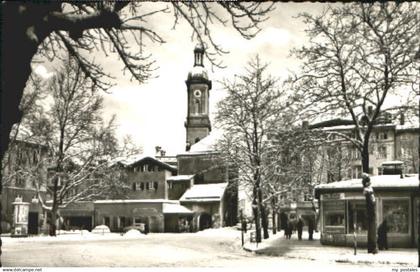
xmin=168 ymin=180 xmax=192 ymax=200
xmin=94 ymin=202 xmax=165 ymax=232
xmin=125 ymin=164 xmax=173 ymax=200
xmin=181 ymin=201 xmax=222 ymax=229
xmin=177 ymin=153 xmax=226 ymax=184
xmin=396 ymin=129 xmax=419 ymax=174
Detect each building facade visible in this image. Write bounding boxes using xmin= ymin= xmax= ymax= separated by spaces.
xmin=315 ymin=174 xmax=419 ymax=248
xmin=1 ymin=137 xmax=49 ymax=234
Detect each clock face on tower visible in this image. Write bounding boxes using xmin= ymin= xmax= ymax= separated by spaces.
xmin=193 ymin=89 xmax=202 ymax=98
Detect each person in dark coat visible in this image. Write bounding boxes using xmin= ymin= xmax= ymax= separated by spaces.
xmin=377 ymin=219 xmax=388 ymax=250
xmin=285 ymin=220 xmax=293 ymax=239
xmin=308 ymin=219 xmax=314 ymax=241
xmin=297 ymin=216 xmax=304 ymax=240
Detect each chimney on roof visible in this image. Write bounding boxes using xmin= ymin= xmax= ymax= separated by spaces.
xmin=160 ymin=150 xmax=166 ymax=157
xmin=155 ymin=146 xmax=161 ymax=156
xmin=400 ymin=113 xmax=405 ymax=125
xmin=302 ymin=121 xmax=309 ymax=129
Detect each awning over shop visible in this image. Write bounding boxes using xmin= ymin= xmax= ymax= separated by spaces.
xmin=162 ymin=203 xmax=193 ymax=214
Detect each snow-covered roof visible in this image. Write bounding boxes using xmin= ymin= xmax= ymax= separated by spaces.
xmin=110 ymin=154 xmax=177 ymax=172
xmin=315 ymin=174 xmax=419 ymax=195
xmin=180 ymin=183 xmax=228 ymax=202
xmin=166 ymin=175 xmax=195 ymax=182
xmin=162 ymin=203 xmax=193 ymax=214
xmin=381 ymin=161 xmax=404 ymax=165
xmin=94 ymin=199 xmax=178 ymax=204
xmin=177 ymin=129 xmax=223 ymax=156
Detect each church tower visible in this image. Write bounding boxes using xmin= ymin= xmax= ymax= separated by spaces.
xmin=185 ymin=44 xmax=212 ymax=151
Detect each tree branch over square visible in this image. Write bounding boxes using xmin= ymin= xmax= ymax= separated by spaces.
xmin=291 ymin=2 xmax=419 ymax=173
xmin=0 ymin=1 xmax=275 ymax=170
xmin=290 ymin=2 xmax=419 ymax=255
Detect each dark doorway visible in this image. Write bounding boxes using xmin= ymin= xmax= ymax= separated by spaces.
xmin=67 ymin=216 xmax=92 ymax=231
xmin=199 ymin=213 xmax=212 ymax=231
xmin=28 ymin=212 xmax=38 ymax=235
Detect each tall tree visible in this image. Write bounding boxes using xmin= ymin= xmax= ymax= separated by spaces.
xmin=25 ymin=57 xmax=133 ymax=236
xmin=292 ymin=2 xmax=418 ymax=254
xmin=0 ymin=1 xmax=274 ymax=168
xmin=215 ymin=57 xmax=287 ymax=242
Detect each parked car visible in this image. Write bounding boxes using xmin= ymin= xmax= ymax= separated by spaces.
xmin=92 ymin=225 xmax=111 ymax=234
xmin=123 ymin=223 xmax=146 ymax=234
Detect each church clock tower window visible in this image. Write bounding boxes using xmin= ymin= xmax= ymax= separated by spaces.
xmin=185 ymin=44 xmax=212 ymax=151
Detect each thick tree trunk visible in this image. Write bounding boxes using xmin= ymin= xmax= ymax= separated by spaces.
xmin=252 ymin=198 xmax=261 ymax=243
xmin=261 ymin=204 xmax=269 ymax=239
xmin=272 ymin=208 xmax=277 ymax=235
xmin=49 ymin=206 xmax=58 ymax=236
xmin=361 ymin=147 xmax=369 ymax=173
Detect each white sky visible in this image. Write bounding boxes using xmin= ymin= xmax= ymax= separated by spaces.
xmin=34 ymin=3 xmax=328 ymax=155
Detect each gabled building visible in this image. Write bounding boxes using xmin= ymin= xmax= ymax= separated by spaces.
xmin=1 ymin=132 xmax=50 ymax=235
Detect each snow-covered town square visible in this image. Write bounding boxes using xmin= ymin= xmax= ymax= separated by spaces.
xmin=1 ymin=1 xmax=419 ymax=270
xmin=2 ymin=228 xmax=417 ymax=268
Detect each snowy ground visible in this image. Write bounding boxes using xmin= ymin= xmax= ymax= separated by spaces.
xmin=1 ymin=228 xmax=415 ymax=269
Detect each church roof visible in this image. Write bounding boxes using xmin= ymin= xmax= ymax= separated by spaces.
xmin=189 ymin=129 xmax=223 ymax=153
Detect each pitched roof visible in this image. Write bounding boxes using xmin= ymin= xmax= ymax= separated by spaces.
xmin=162 ymin=203 xmax=193 ymax=214
xmin=110 ymin=154 xmax=177 ymax=172
xmin=180 ymin=183 xmax=228 ymax=202
xmin=315 ymin=174 xmax=419 ymax=196
xmin=166 ymin=175 xmax=195 ymax=182
xmin=94 ymin=199 xmax=178 ymax=204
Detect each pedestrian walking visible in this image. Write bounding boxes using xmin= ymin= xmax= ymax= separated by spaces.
xmin=297 ymin=216 xmax=304 ymax=240
xmin=308 ymin=219 xmax=314 ymax=241
xmin=286 ymin=220 xmax=293 ymax=239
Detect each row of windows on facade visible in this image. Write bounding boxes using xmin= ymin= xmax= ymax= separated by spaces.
xmin=132 ymin=181 xmax=159 ymax=191
xmin=324 ymin=199 xmax=410 ymax=234
xmin=13 ymin=148 xmax=41 ymax=165
xmin=131 ymin=164 xmax=164 ymax=173
xmin=329 ymin=131 xmax=391 ymax=141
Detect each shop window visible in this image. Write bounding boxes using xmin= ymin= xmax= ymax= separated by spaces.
xmin=348 ymin=203 xmax=368 ymax=233
xmin=324 ymin=212 xmax=345 ymax=226
xmin=383 ymin=199 xmax=409 ymax=233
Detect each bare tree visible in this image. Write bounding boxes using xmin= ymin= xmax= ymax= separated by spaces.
xmin=215 ymin=56 xmax=287 ymax=242
xmin=291 ymin=2 xmax=418 ymax=254
xmin=0 ymin=1 xmax=274 ymax=171
xmin=25 ymin=57 xmax=132 ymax=236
